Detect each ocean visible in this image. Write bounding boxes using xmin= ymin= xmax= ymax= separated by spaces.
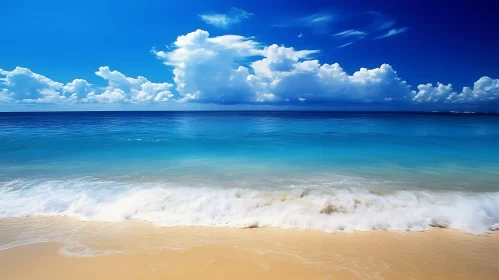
xmin=1 ymin=111 xmax=498 ymax=234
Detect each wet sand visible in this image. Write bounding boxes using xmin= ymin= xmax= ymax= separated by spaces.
xmin=0 ymin=217 xmax=498 ymax=280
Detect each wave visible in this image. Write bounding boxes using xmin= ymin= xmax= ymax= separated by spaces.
xmin=0 ymin=178 xmax=498 ymax=234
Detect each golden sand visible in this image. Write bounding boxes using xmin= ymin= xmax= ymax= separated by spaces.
xmin=0 ymin=217 xmax=498 ymax=280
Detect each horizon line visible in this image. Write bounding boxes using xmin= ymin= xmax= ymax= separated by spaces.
xmin=1 ymin=110 xmax=498 ymax=115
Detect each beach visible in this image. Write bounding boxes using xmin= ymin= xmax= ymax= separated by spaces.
xmin=1 ymin=112 xmax=499 ymax=279
xmin=1 ymin=217 xmax=499 ymax=280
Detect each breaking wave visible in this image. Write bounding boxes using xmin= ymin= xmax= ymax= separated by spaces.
xmin=1 ymin=178 xmax=498 ymax=235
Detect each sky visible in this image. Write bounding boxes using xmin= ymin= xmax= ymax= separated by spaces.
xmin=1 ymin=0 xmax=498 ymax=112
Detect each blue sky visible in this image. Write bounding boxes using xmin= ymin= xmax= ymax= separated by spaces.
xmin=1 ymin=0 xmax=498 ymax=111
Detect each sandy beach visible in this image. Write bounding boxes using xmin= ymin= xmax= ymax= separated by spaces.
xmin=1 ymin=217 xmax=498 ymax=280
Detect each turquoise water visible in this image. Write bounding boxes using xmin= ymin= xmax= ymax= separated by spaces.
xmin=1 ymin=111 xmax=498 ymax=234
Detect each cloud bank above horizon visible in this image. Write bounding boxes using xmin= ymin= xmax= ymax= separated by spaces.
xmin=1 ymin=29 xmax=498 ymax=110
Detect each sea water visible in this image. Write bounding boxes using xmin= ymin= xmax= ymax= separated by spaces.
xmin=1 ymin=111 xmax=498 ymax=234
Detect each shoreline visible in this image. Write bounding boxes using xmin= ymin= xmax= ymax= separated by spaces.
xmin=1 ymin=217 xmax=499 ymax=279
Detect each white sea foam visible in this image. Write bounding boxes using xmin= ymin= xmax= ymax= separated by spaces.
xmin=0 ymin=231 xmax=124 ymax=257
xmin=0 ymin=238 xmax=53 ymax=251
xmin=0 ymin=178 xmax=498 ymax=235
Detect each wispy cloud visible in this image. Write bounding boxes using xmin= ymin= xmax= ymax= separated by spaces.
xmin=274 ymin=11 xmax=336 ymax=34
xmin=376 ymin=27 xmax=408 ymax=39
xmin=338 ymin=41 xmax=355 ymax=48
xmin=333 ymin=30 xmax=368 ymax=38
xmin=333 ymin=30 xmax=367 ymax=48
xmin=199 ymin=8 xmax=252 ymax=29
xmin=299 ymin=12 xmax=336 ymax=33
xmin=302 ymin=13 xmax=334 ymax=25
xmin=376 ymin=20 xmax=396 ymax=31
xmin=276 ymin=10 xmax=408 ymax=46
xmin=367 ymin=11 xmax=396 ymax=31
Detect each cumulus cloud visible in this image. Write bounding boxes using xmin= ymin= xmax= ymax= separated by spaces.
xmin=152 ymin=29 xmax=498 ymax=107
xmin=91 ymin=66 xmax=174 ymax=103
xmin=412 ymin=77 xmax=499 ymax=103
xmin=0 ymin=67 xmax=173 ymax=104
xmin=412 ymin=82 xmax=454 ymax=103
xmin=153 ymin=30 xmax=413 ymax=105
xmin=0 ymin=67 xmax=65 ymax=103
xmin=199 ymin=8 xmax=252 ymax=29
xmin=152 ymin=29 xmax=261 ymax=103
xmin=1 ymin=29 xmax=498 ymax=110
xmin=63 ymin=79 xmax=94 ymax=101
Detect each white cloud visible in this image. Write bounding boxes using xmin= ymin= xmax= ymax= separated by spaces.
xmin=275 ymin=11 xmax=336 ymax=33
xmin=251 ymin=44 xmax=319 ymax=77
xmin=376 ymin=27 xmax=408 ymax=39
xmin=301 ymin=12 xmax=335 ymax=26
xmin=199 ymin=8 xmax=252 ymax=29
xmin=154 ymin=30 xmax=412 ymax=105
xmin=377 ymin=20 xmax=396 ymax=31
xmin=64 ymin=79 xmax=94 ymax=101
xmin=153 ymin=29 xmax=497 ymax=107
xmin=412 ymin=82 xmax=454 ymax=103
xmin=412 ymin=77 xmax=499 ymax=103
xmin=338 ymin=41 xmax=355 ymax=48
xmin=152 ymin=29 xmax=260 ymax=104
xmin=333 ymin=30 xmax=367 ymax=48
xmin=367 ymin=11 xmax=396 ymax=31
xmin=199 ymin=14 xmax=230 ymax=28
xmin=280 ymin=11 xmax=405 ymax=45
xmin=0 ymin=66 xmax=173 ymax=104
xmin=86 ymin=88 xmax=127 ymax=103
xmin=93 ymin=66 xmax=174 ymax=103
xmin=334 ymin=30 xmax=368 ymax=38
xmin=0 ymin=67 xmax=65 ymax=103
xmin=1 ymin=29 xmax=498 ymax=109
